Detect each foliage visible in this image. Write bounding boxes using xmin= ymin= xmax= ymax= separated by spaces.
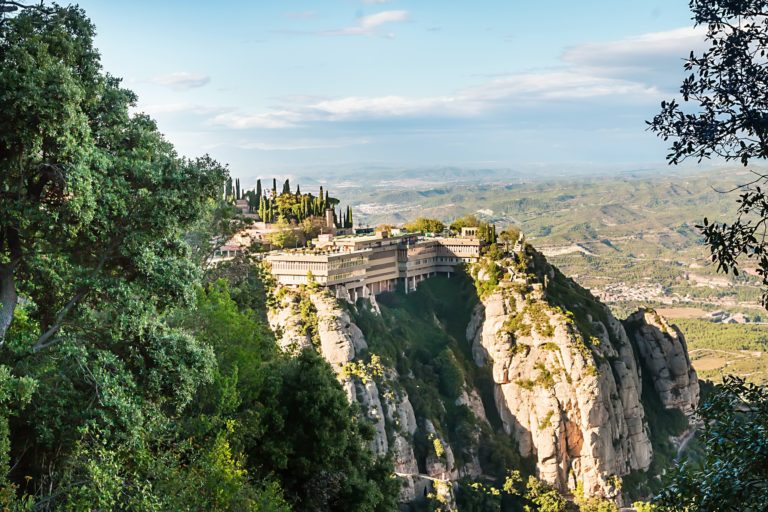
xmin=240 ymin=349 xmax=399 ymax=512
xmin=455 ymin=480 xmax=504 ymax=512
xmin=0 ymin=14 xmax=228 ymax=505
xmin=473 ymin=258 xmax=503 ymax=298
xmin=341 ymin=354 xmax=385 ymax=384
xmin=404 ymin=218 xmax=446 ymax=234
xmin=0 ymin=6 xmax=399 ymax=511
xmin=250 ymin=180 xmax=349 ymax=226
xmin=648 ymin=0 xmax=768 ymax=306
xmin=450 ymin=215 xmax=497 ymax=243
xmin=655 ymin=376 xmax=768 ymax=512
xmin=504 ymin=471 xmax=568 ymax=512
xmin=522 ymin=476 xmax=568 ymax=512
xmin=267 ymin=218 xmax=300 ymax=249
xmin=574 ymin=481 xmax=618 ymax=512
xmin=297 ymin=292 xmax=320 ymax=346
xmin=0 ymin=5 xmax=227 ymax=346
xmin=432 ymin=435 xmax=446 ymax=458
xmin=434 ymin=348 xmax=465 ymax=400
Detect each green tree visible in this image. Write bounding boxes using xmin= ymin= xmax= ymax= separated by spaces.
xmin=0 ymin=5 xmax=226 ymax=346
xmin=655 ymin=376 xmax=768 ymax=512
xmin=404 ymin=218 xmax=446 ymax=234
xmin=241 ymin=349 xmax=399 ymax=512
xmin=450 ymin=215 xmax=482 ymax=232
xmin=0 ymin=4 xmax=231 ymax=503
xmin=268 ymin=219 xmax=299 ymax=249
xmin=648 ymin=0 xmax=768 ymax=306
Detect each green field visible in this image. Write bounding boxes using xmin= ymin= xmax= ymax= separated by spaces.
xmin=673 ymin=319 xmax=768 ymax=383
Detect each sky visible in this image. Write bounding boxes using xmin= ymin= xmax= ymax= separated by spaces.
xmin=70 ymin=0 xmax=707 ymax=182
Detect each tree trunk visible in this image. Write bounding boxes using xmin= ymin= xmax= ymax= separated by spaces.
xmin=0 ymin=264 xmax=17 ymax=343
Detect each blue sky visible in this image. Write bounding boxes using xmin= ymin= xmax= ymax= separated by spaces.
xmin=72 ymin=0 xmax=705 ymax=182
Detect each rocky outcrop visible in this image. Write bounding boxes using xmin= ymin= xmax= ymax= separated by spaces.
xmin=468 ymin=275 xmax=652 ymax=497
xmin=268 ymin=287 xmax=422 ymax=501
xmin=625 ymin=309 xmax=700 ymax=416
xmin=266 ymin=245 xmax=701 ymax=506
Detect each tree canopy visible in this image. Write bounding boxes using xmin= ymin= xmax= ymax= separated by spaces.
xmin=655 ymin=377 xmax=768 ymax=511
xmin=404 ymin=218 xmax=446 ymax=234
xmin=0 ymin=5 xmax=398 ymax=510
xmin=648 ymin=0 xmax=768 ymax=306
xmin=649 ymin=2 xmax=768 ymax=510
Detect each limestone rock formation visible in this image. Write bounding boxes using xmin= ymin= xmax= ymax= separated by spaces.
xmin=468 ymin=274 xmax=652 ymax=497
xmin=268 ymin=287 xmax=421 ymax=500
xmin=625 ymin=309 xmax=700 ymax=416
xmin=265 ymin=244 xmax=701 ymax=507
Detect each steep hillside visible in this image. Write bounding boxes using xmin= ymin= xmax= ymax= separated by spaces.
xmin=266 ymin=244 xmax=700 ymax=509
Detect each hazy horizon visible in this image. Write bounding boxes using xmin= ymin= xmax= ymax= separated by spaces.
xmin=74 ymin=0 xmax=704 ymax=180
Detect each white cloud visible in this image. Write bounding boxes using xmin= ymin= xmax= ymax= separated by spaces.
xmin=140 ymin=102 xmax=228 ymax=116
xmin=563 ymin=27 xmax=706 ymax=67
xmin=212 ymin=72 xmax=659 ymax=130
xmin=234 ymin=138 xmax=371 ymax=151
xmin=562 ymin=26 xmax=708 ymax=86
xmin=463 ymin=71 xmax=660 ymax=103
xmin=321 ymin=10 xmax=409 ymax=36
xmin=210 ymin=26 xmax=697 ymax=130
xmin=151 ymin=72 xmax=210 ymax=90
xmin=363 ymin=0 xmax=392 ymax=4
xmin=211 ymin=110 xmax=303 ymax=129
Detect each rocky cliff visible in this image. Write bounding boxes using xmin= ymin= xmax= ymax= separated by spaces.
xmin=624 ymin=309 xmax=700 ymax=416
xmin=266 ymin=245 xmax=699 ymax=508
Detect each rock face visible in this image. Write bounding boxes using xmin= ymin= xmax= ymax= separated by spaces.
xmin=268 ymin=288 xmax=422 ymax=501
xmin=624 ymin=309 xmax=700 ymax=416
xmin=468 ymin=277 xmax=652 ymax=496
xmin=266 ymin=245 xmax=701 ymax=506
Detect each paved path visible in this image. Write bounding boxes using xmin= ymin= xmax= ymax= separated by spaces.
xmin=394 ymin=472 xmax=450 ymax=483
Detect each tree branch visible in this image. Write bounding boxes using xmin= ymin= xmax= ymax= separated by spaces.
xmin=31 ymin=252 xmax=110 ymax=353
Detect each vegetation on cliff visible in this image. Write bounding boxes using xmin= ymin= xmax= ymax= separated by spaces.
xmin=0 ymin=6 xmax=397 ymax=510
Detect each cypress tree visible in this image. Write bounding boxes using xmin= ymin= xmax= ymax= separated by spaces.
xmin=296 ymin=184 xmax=301 ymax=196
xmin=255 ymin=179 xmax=262 ymax=209
xmin=272 ymin=178 xmax=277 ymax=197
xmin=282 ymin=179 xmax=290 ymax=195
xmin=235 ymin=178 xmax=241 ymax=200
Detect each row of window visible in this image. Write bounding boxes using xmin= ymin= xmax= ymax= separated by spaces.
xmin=328 ymin=257 xmax=366 ymax=270
xmin=272 ymin=261 xmax=327 ymax=272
